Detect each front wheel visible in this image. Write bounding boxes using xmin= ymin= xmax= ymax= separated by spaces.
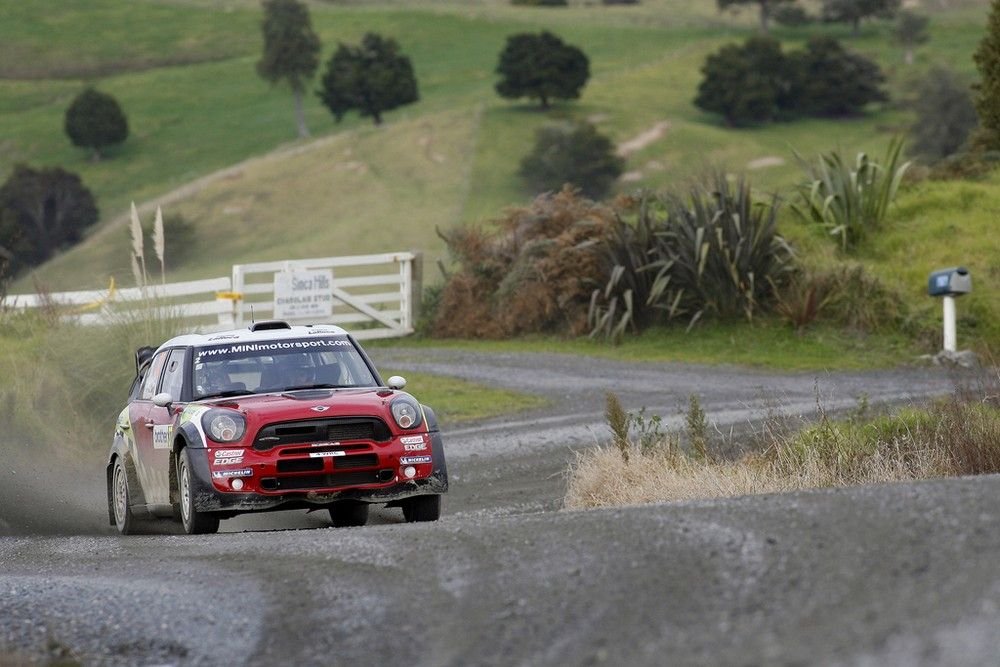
xmin=111 ymin=458 xmax=138 ymax=535
xmin=178 ymin=448 xmax=220 ymax=535
xmin=401 ymin=494 xmax=441 ymax=523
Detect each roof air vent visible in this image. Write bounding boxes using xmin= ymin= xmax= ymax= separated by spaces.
xmin=249 ymin=320 xmax=292 ymax=332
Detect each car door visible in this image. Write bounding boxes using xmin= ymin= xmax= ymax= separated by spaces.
xmin=130 ymin=350 xmax=171 ymax=504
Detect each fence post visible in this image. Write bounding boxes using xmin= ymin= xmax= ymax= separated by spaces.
xmin=232 ymin=264 xmax=244 ymax=327
xmin=409 ymin=252 xmax=422 ymax=331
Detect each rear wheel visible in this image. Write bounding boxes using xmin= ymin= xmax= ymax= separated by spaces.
xmin=401 ymin=495 xmax=441 ymax=523
xmin=178 ymin=448 xmax=220 ymax=535
xmin=111 ymin=458 xmax=137 ymax=535
xmin=328 ymin=500 xmax=369 ymax=528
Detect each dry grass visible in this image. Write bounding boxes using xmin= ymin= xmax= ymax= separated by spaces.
xmin=565 ymin=379 xmax=1000 ymax=510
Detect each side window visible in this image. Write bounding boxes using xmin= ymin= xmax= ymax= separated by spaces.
xmin=159 ymin=349 xmax=187 ymax=401
xmin=128 ymin=368 xmax=147 ymax=401
xmin=140 ymin=352 xmax=168 ymax=401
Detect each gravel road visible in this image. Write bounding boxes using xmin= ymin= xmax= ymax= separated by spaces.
xmin=1 ymin=350 xmax=992 ymax=666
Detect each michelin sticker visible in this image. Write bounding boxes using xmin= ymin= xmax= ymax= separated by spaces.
xmin=152 ymin=425 xmax=173 ymax=450
xmin=400 ymin=455 xmax=432 ymax=465
xmin=212 ymin=468 xmax=252 ymax=479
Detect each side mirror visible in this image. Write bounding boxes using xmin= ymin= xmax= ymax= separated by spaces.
xmin=152 ymin=392 xmax=173 ymax=409
xmin=387 ymin=375 xmax=407 ymax=390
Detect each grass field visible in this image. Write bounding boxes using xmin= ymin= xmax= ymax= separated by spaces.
xmin=1 ymin=0 xmax=995 ymax=357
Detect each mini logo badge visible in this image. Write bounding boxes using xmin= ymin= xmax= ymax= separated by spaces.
xmin=311 ymin=406 xmax=330 ymax=412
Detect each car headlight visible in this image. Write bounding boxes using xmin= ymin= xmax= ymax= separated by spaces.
xmin=202 ymin=409 xmax=246 ymax=443
xmin=390 ymin=397 xmax=422 ymax=430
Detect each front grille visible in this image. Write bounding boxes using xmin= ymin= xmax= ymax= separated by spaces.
xmin=254 ymin=417 xmax=391 ymax=450
xmin=277 ymin=459 xmax=325 ymax=473
xmin=260 ymin=470 xmax=382 ymax=491
xmin=335 ymin=454 xmax=378 ymax=470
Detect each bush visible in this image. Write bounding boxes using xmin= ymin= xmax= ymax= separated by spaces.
xmin=433 ymin=188 xmax=617 ymax=338
xmin=0 ymin=164 xmax=99 ymax=273
xmin=792 ymin=137 xmax=910 ymax=251
xmin=773 ymin=4 xmax=814 ymax=26
xmin=789 ymin=37 xmax=887 ymax=117
xmin=908 ymin=67 xmax=979 ymax=164
xmin=775 ymin=263 xmax=905 ymax=333
xmin=495 ymin=31 xmax=589 ymax=109
xmin=695 ymin=36 xmax=886 ymax=125
xmin=973 ymin=0 xmax=1000 ymax=151
xmin=511 ymin=0 xmax=567 ymax=5
xmin=64 ymin=88 xmax=129 ymax=161
xmin=317 ymin=33 xmax=418 ymax=125
xmin=519 ymin=121 xmax=624 ymax=199
xmin=694 ymin=36 xmax=794 ymax=126
xmin=590 ymin=174 xmax=795 ymax=340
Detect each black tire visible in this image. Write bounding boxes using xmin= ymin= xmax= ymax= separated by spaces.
xmin=328 ymin=500 xmax=369 ymax=528
xmin=401 ymin=494 xmax=441 ymax=523
xmin=111 ymin=458 xmax=138 ymax=535
xmin=178 ymin=448 xmax=220 ymax=535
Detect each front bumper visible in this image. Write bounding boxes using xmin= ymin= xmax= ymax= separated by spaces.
xmin=186 ymin=432 xmax=448 ymax=514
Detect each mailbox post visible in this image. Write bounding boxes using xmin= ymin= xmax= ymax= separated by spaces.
xmin=927 ymin=267 xmax=972 ymax=352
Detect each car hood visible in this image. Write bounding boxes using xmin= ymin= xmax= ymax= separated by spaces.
xmin=202 ymin=388 xmax=398 ymax=420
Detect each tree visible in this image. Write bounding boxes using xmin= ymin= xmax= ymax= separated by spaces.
xmin=821 ymin=0 xmax=901 ymax=35
xmin=694 ymin=36 xmax=795 ymax=126
xmin=973 ymin=0 xmax=1000 ymax=150
xmin=256 ymin=0 xmax=321 ymax=138
xmin=908 ymin=68 xmax=978 ymax=162
xmin=495 ymin=32 xmax=590 ymax=109
xmin=317 ymin=33 xmax=419 ymax=126
xmin=717 ymin=0 xmax=794 ymax=34
xmin=0 ymin=165 xmax=99 ymax=271
xmin=64 ymin=88 xmax=128 ymax=161
xmin=893 ymin=10 xmax=930 ymax=65
xmin=789 ymin=37 xmax=887 ymax=116
xmin=518 ymin=121 xmax=624 ymax=198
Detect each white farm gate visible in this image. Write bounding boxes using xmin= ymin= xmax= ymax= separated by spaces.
xmin=1 ymin=252 xmax=421 ymax=339
xmin=230 ymin=252 xmax=420 ymax=340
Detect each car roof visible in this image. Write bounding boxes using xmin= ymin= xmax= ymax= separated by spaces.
xmin=156 ymin=322 xmax=350 ymax=354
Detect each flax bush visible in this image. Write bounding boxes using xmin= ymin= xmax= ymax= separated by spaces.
xmin=589 ymin=174 xmax=795 ymax=340
xmin=792 ymin=137 xmax=911 ymax=251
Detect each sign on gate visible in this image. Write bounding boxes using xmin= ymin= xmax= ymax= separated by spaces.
xmin=273 ymin=269 xmax=334 ymax=320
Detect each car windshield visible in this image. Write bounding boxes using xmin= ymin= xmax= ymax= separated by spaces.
xmin=191 ymin=336 xmax=378 ymax=400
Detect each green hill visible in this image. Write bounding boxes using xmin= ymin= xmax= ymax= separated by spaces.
xmin=1 ymin=0 xmax=995 ymax=351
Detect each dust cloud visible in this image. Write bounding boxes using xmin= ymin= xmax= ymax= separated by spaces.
xmin=0 ymin=439 xmax=110 ymax=536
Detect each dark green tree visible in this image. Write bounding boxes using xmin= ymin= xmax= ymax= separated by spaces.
xmin=821 ymin=0 xmax=901 ymax=35
xmin=317 ymin=33 xmax=419 ymax=126
xmin=717 ymin=0 xmax=794 ymax=34
xmin=518 ymin=121 xmax=624 ymax=198
xmin=256 ymin=0 xmax=321 ymax=138
xmin=694 ymin=36 xmax=795 ymax=126
xmin=789 ymin=37 xmax=887 ymax=116
xmin=64 ymin=88 xmax=128 ymax=161
xmin=973 ymin=0 xmax=1000 ymax=150
xmin=495 ymin=32 xmax=590 ymax=109
xmin=0 ymin=165 xmax=99 ymax=271
xmin=893 ymin=10 xmax=930 ymax=65
xmin=908 ymin=68 xmax=978 ymax=162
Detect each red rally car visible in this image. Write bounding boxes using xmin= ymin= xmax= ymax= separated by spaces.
xmin=106 ymin=321 xmax=447 ymax=535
